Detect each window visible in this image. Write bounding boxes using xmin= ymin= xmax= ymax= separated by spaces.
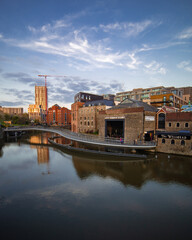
xmin=162 ymin=139 xmax=165 ymax=144
xmin=169 ymin=123 xmax=171 ymax=127
xmin=185 ymin=123 xmax=189 ymax=128
xmin=176 ymin=123 xmax=180 ymax=127
xmin=171 ymin=139 xmax=175 ymax=145
xmin=88 ymin=121 xmax=90 ymax=126
xmin=181 ymin=140 xmax=185 ymax=146
xmin=84 ymin=122 xmax=86 ymax=125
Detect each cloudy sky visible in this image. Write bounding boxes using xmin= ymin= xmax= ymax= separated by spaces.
xmin=0 ymin=0 xmax=192 ymax=111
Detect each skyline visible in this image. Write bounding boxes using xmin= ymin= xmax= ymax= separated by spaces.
xmin=0 ymin=0 xmax=192 ymax=111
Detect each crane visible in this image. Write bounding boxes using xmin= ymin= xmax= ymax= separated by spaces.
xmin=38 ymin=75 xmax=66 ymax=122
xmin=38 ymin=75 xmax=66 ymax=87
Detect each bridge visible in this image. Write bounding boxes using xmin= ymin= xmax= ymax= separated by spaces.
xmin=4 ymin=126 xmax=156 ymax=150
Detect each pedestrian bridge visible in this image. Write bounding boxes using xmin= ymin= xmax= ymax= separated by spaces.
xmin=4 ymin=126 xmax=156 ymax=150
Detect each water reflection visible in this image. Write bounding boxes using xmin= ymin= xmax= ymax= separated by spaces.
xmin=0 ymin=133 xmax=192 ymax=240
xmin=72 ymin=154 xmax=192 ymax=188
xmin=30 ymin=135 xmax=50 ymax=165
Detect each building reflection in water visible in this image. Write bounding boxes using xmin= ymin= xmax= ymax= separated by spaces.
xmin=29 ymin=135 xmax=49 ymax=165
xmin=72 ymin=154 xmax=192 ymax=188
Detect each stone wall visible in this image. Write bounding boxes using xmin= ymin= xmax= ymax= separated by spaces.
xmin=156 ymin=138 xmax=192 ymax=156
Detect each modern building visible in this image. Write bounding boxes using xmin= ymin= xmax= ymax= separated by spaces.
xmin=78 ymin=99 xmax=114 ymax=133
xmin=150 ymin=93 xmax=187 ymax=108
xmin=71 ymin=102 xmax=85 ymax=133
xmin=35 ymin=85 xmax=47 ymax=111
xmin=74 ymin=92 xmax=103 ymax=103
xmin=47 ymin=104 xmax=71 ymax=126
xmin=115 ymin=86 xmax=185 ymax=107
xmin=98 ymin=98 xmax=157 ymax=142
xmin=28 ymin=85 xmax=47 ymax=123
xmin=28 ymin=104 xmax=45 ymax=122
xmin=0 ymin=106 xmax=23 ymax=115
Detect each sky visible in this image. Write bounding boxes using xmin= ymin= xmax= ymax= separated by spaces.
xmin=0 ymin=0 xmax=192 ymax=111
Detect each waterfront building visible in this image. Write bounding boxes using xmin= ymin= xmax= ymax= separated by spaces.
xmin=156 ymin=106 xmax=178 ymax=130
xmin=98 ymin=98 xmax=157 ymax=142
xmin=47 ymin=104 xmax=71 ymax=126
xmin=74 ymin=92 xmax=103 ymax=103
xmin=0 ymin=106 xmax=23 ymax=115
xmin=156 ymin=112 xmax=192 ymax=156
xmin=78 ymin=99 xmax=114 ymax=133
xmin=71 ymin=102 xmax=85 ymax=133
xmin=28 ymin=104 xmax=45 ymax=122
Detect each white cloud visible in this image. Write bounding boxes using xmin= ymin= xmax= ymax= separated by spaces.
xmin=99 ymin=20 xmax=156 ymax=37
xmin=144 ymin=61 xmax=167 ymax=75
xmin=177 ymin=26 xmax=192 ymax=39
xmin=177 ymin=61 xmax=192 ymax=72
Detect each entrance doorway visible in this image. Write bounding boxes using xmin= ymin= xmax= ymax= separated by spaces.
xmin=105 ymin=119 xmax=124 ymax=138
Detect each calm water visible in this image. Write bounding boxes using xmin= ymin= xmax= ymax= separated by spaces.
xmin=0 ymin=132 xmax=192 ymax=240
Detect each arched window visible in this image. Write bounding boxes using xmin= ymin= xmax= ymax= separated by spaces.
xmin=185 ymin=123 xmax=189 ymax=128
xmin=158 ymin=113 xmax=165 ymax=129
xmin=171 ymin=139 xmax=175 ymax=145
xmin=162 ymin=139 xmax=165 ymax=144
xmin=181 ymin=140 xmax=185 ymax=146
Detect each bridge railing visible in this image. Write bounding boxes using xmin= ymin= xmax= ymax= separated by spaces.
xmin=4 ymin=126 xmax=156 ymax=147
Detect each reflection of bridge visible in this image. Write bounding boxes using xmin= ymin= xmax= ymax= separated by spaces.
xmin=4 ymin=127 xmax=156 ymax=150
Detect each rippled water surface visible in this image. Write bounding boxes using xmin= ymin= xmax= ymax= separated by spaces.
xmin=0 ymin=132 xmax=192 ymax=240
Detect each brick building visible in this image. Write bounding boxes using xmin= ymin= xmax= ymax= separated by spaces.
xmin=98 ymin=99 xmax=157 ymax=142
xmin=156 ymin=112 xmax=192 ymax=156
xmin=47 ymin=104 xmax=71 ymax=126
xmin=78 ymin=100 xmax=114 ymax=133
xmin=156 ymin=106 xmax=178 ymax=130
xmin=71 ymin=102 xmax=84 ymax=133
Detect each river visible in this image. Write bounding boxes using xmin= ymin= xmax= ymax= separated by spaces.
xmin=0 ymin=132 xmax=192 ymax=240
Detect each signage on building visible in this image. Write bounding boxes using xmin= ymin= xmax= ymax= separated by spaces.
xmin=105 ymin=117 xmax=125 ymax=119
xmin=158 ymin=134 xmax=190 ymax=140
xmin=145 ymin=116 xmax=155 ymax=121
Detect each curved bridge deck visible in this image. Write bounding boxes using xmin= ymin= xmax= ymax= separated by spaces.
xmin=4 ymin=127 xmax=156 ymax=150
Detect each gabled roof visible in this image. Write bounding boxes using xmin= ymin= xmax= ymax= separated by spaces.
xmin=112 ymin=98 xmax=157 ymax=112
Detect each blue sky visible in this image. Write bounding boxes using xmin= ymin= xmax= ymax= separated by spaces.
xmin=0 ymin=0 xmax=192 ymax=111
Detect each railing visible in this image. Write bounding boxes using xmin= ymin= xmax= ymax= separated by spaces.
xmin=4 ymin=126 xmax=156 ymax=148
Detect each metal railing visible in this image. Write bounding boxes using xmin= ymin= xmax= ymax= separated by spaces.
xmin=4 ymin=126 xmax=156 ymax=148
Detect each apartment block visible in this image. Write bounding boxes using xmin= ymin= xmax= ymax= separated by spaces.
xmin=28 ymin=104 xmax=45 ymax=122
xmin=115 ymin=86 xmax=185 ymax=107
xmin=47 ymin=104 xmax=71 ymax=126
xmin=35 ymin=85 xmax=47 ymax=111
xmin=74 ymin=92 xmax=103 ymax=103
xmin=0 ymin=106 xmax=23 ymax=115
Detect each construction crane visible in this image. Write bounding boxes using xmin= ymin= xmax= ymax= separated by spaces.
xmin=38 ymin=75 xmax=66 ymax=122
xmin=38 ymin=75 xmax=66 ymax=87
